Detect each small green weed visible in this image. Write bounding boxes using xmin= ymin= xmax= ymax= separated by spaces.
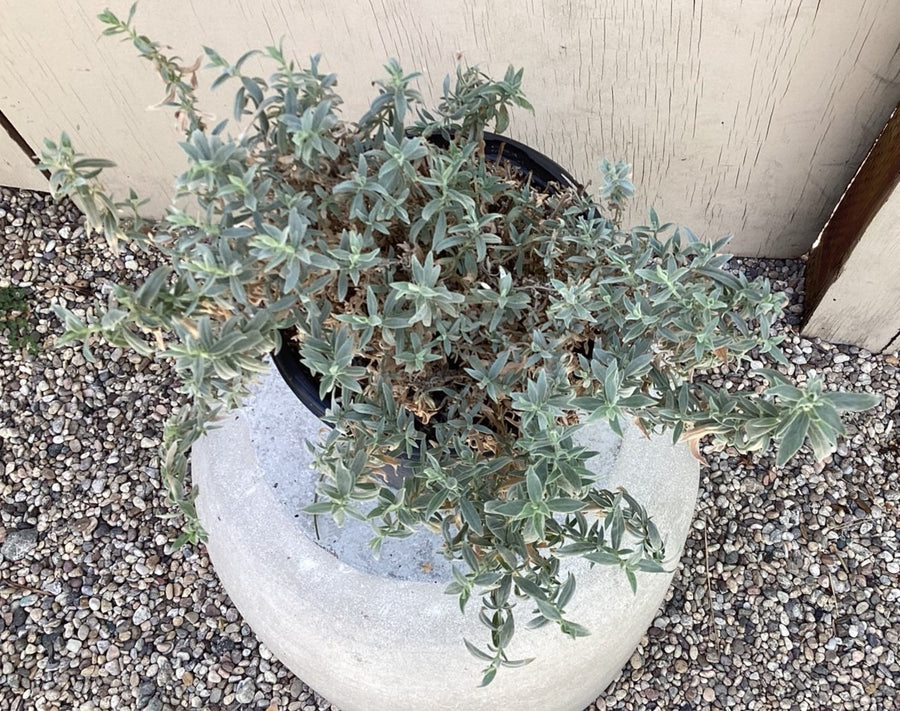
xmin=0 ymin=285 xmax=39 ymax=354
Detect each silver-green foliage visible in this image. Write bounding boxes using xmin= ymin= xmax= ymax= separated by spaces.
xmin=42 ymin=7 xmax=879 ymax=684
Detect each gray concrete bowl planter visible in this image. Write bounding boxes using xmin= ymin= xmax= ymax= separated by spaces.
xmin=193 ymin=362 xmax=700 ymax=711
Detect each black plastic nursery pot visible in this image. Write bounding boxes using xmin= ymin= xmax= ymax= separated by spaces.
xmin=271 ymin=131 xmax=580 ymax=414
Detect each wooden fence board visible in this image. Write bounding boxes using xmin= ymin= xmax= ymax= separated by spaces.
xmin=802 ymin=98 xmax=900 ymax=353
xmin=0 ymin=113 xmax=47 ymax=191
xmin=0 ymin=1 xmax=899 ymax=256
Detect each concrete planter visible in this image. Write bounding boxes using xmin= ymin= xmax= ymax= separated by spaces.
xmin=193 ymin=363 xmax=699 ymax=711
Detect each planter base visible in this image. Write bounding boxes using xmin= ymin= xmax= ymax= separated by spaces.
xmin=193 ymin=362 xmax=699 ymax=711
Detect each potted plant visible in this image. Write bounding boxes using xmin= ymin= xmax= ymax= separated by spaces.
xmin=41 ymin=7 xmax=878 ymax=709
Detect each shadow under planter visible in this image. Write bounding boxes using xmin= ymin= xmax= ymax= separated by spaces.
xmin=192 ymin=362 xmax=699 ymax=711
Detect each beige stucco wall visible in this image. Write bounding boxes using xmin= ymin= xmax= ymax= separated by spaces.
xmin=1 ymin=0 xmax=899 ymax=256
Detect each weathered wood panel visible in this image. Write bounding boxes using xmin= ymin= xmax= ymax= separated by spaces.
xmin=888 ymin=332 xmax=900 ymax=354
xmin=1 ymin=1 xmax=899 ymax=256
xmin=803 ymin=101 xmax=900 ymax=351
xmin=802 ymin=101 xmax=900 ymax=353
xmin=802 ymin=182 xmax=900 ymax=352
xmin=0 ymin=115 xmax=47 ymax=191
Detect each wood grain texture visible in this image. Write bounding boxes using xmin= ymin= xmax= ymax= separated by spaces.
xmin=803 ymin=100 xmax=900 ymax=339
xmin=0 ymin=115 xmax=47 ymax=191
xmin=888 ymin=332 xmax=900 ymax=354
xmin=1 ymin=0 xmax=899 ymax=256
xmin=801 ymin=180 xmax=900 ymax=352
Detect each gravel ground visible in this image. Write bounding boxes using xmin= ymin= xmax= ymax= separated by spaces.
xmin=1 ymin=184 xmax=897 ymax=710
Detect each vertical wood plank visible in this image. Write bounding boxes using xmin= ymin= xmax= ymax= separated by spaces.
xmin=0 ymin=116 xmax=47 ymax=191
xmin=801 ymin=181 xmax=900 ymax=352
xmin=888 ymin=333 xmax=900 ymax=354
xmin=801 ymin=97 xmax=900 ymax=353
xmin=804 ymin=101 xmax=900 ymax=315
xmin=0 ymin=0 xmax=898 ymax=257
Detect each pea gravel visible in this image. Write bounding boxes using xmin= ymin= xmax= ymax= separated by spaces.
xmin=1 ymin=184 xmax=897 ymax=710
